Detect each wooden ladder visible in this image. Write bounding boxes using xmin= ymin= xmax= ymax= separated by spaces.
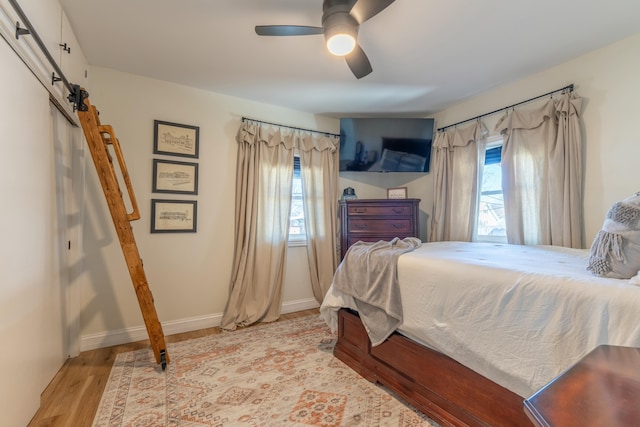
xmin=77 ymin=94 xmax=169 ymax=369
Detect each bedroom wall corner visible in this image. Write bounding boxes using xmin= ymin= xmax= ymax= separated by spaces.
xmin=79 ymin=67 xmax=335 ymax=345
xmin=431 ymin=32 xmax=640 ymax=245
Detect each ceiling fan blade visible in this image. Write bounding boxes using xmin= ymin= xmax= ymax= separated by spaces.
xmin=349 ymin=0 xmax=395 ymax=24
xmin=255 ymin=25 xmax=324 ymax=36
xmin=345 ymin=44 xmax=372 ymax=79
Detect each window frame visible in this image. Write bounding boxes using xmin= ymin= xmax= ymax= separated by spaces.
xmin=474 ymin=136 xmax=507 ymax=243
xmin=288 ymin=154 xmax=307 ymax=246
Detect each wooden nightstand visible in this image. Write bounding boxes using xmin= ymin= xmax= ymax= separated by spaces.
xmin=524 ymin=345 xmax=640 ymax=427
xmin=339 ymin=198 xmax=420 ymax=259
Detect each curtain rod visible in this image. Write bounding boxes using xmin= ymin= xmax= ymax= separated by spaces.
xmin=437 ymin=84 xmax=574 ymax=132
xmin=242 ymin=117 xmax=339 ymax=138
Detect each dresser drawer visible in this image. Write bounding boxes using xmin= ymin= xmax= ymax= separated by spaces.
xmin=348 ymin=218 xmax=414 ymax=234
xmin=339 ymin=198 xmax=421 ymax=259
xmin=348 ymin=205 xmax=413 ymax=216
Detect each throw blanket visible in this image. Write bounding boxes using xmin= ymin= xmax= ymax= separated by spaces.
xmin=332 ymin=237 xmax=422 ymax=346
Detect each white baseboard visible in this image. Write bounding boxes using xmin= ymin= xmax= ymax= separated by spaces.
xmin=280 ymin=297 xmax=320 ymax=315
xmin=79 ymin=298 xmax=320 ymax=352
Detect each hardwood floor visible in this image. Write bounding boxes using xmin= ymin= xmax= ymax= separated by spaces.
xmin=28 ymin=309 xmax=319 ymax=427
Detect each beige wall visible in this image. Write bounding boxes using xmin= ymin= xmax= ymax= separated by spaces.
xmin=2 ymin=0 xmax=636 ymax=422
xmin=430 ymin=32 xmax=640 ymax=244
xmin=342 ymin=33 xmax=640 ymax=246
xmin=83 ymin=32 xmax=640 ymax=345
xmin=343 ymin=32 xmax=640 ymax=245
xmin=80 ymin=67 xmax=339 ymax=346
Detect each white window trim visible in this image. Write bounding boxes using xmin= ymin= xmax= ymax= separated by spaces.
xmin=288 ymin=152 xmax=307 ymax=246
xmin=474 ymin=135 xmax=507 ymax=243
xmin=288 ymin=235 xmax=307 ymax=247
xmin=485 ymin=135 xmax=503 ymax=150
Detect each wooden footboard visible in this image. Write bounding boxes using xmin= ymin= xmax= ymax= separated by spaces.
xmin=334 ymin=308 xmax=532 ymax=427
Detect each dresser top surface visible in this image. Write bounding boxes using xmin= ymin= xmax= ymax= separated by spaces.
xmin=340 ymin=198 xmax=421 ymax=204
xmin=524 ymin=345 xmax=640 ymax=427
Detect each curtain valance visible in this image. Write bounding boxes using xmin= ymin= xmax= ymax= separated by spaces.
xmin=237 ymin=122 xmax=339 ymax=153
xmin=496 ymin=91 xmax=584 ymax=247
xmin=222 ymin=120 xmax=340 ymax=330
xmin=431 ymin=90 xmax=584 ymax=248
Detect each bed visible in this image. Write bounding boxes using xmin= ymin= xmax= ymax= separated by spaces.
xmin=320 ymin=241 xmax=640 ymax=426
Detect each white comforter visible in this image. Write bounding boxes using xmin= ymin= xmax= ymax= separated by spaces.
xmin=320 ymin=241 xmax=640 ymax=397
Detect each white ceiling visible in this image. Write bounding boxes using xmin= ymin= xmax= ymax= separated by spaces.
xmin=59 ymin=0 xmax=640 ymax=118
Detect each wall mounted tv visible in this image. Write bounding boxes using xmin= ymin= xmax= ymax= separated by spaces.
xmin=339 ymin=117 xmax=435 ymax=172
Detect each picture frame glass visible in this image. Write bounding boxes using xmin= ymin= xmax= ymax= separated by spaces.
xmin=154 ymin=120 xmax=199 ymax=158
xmin=151 ymin=199 xmax=197 ymax=233
xmin=387 ymin=187 xmax=408 ymax=199
xmin=152 ymin=159 xmax=198 ymax=195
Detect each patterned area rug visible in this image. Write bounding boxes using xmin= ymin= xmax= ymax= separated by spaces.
xmin=92 ymin=315 xmax=438 ymax=426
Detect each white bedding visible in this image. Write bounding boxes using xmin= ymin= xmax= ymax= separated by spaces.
xmin=320 ymin=241 xmax=640 ymax=397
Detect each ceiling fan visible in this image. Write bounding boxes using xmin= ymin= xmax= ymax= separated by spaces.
xmin=255 ymin=0 xmax=395 ymax=79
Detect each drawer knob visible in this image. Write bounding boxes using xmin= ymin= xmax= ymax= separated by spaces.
xmin=355 ymin=224 xmax=367 ymax=229
xmin=392 ymin=223 xmax=406 ymax=229
xmin=392 ymin=208 xmax=404 ymax=214
xmin=354 ymin=208 xmax=367 ymax=213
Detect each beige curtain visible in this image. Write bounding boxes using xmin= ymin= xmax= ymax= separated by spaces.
xmin=298 ymin=134 xmax=341 ymax=302
xmin=495 ymin=92 xmax=583 ymax=247
xmin=221 ymin=121 xmax=340 ymax=330
xmin=221 ymin=122 xmax=294 ymax=330
xmin=430 ymin=121 xmax=487 ymax=242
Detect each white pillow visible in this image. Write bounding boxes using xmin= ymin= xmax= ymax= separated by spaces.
xmin=587 ymin=192 xmax=640 ymax=279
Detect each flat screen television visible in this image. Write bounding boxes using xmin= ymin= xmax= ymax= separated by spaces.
xmin=339 ymin=117 xmax=434 ymax=172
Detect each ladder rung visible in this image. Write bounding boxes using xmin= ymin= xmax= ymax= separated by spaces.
xmin=77 ymin=94 xmax=168 ymax=368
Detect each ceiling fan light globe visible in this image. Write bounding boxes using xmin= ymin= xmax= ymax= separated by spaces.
xmin=327 ymin=33 xmax=356 ymax=56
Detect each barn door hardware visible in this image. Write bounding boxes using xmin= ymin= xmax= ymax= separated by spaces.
xmin=8 ymin=0 xmax=169 ymax=370
xmin=9 ymin=0 xmax=86 ymax=111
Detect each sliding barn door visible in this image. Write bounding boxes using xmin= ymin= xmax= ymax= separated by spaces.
xmin=50 ymin=101 xmax=85 ymax=358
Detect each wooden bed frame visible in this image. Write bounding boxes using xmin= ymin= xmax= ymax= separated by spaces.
xmin=334 ymin=308 xmax=533 ymax=427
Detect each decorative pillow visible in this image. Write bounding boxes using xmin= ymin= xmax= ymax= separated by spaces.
xmin=587 ymin=192 xmax=640 ymax=279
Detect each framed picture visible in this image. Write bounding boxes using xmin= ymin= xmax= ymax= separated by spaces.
xmin=151 ymin=199 xmax=197 ymax=233
xmin=153 ymin=120 xmax=199 ymax=158
xmin=152 ymin=159 xmax=198 ymax=195
xmin=387 ymin=187 xmax=408 ymax=199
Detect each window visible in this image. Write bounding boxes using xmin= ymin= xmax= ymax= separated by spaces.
xmin=289 ymin=156 xmax=306 ymax=245
xmin=475 ymin=139 xmax=506 ymax=242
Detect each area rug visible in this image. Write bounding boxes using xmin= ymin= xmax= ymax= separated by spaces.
xmin=92 ymin=314 xmax=438 ymax=426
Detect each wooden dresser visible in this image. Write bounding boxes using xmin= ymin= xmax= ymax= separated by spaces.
xmin=339 ymin=198 xmax=420 ymax=259
xmin=523 ymin=345 xmax=640 ymax=427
